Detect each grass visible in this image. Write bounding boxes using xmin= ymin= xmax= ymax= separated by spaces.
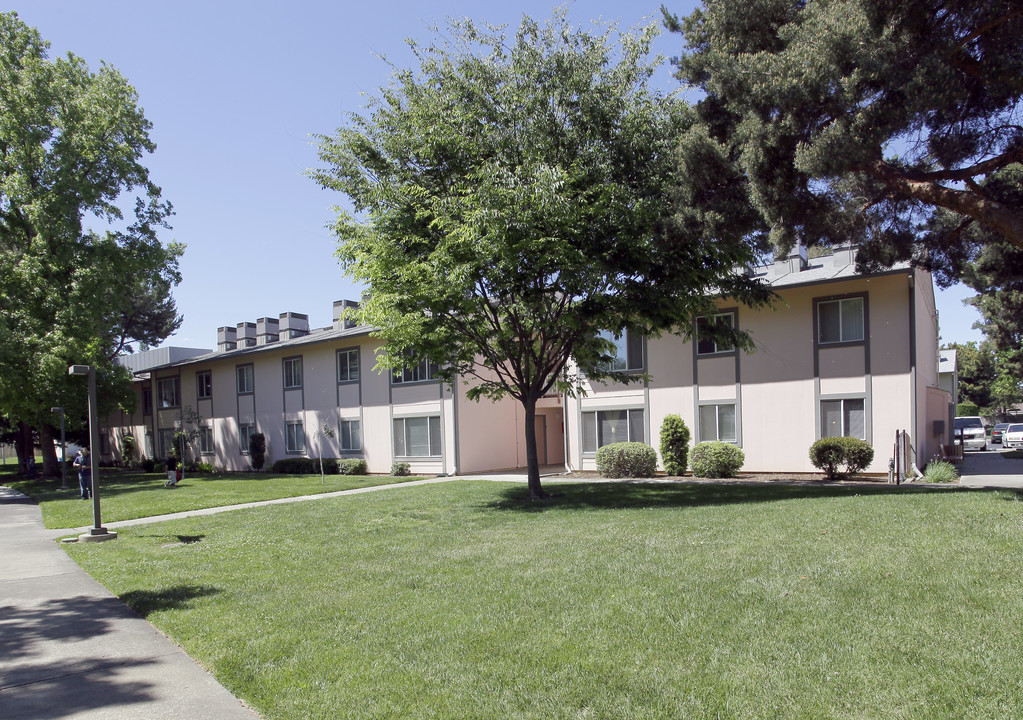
xmin=64 ymin=479 xmax=1023 ymax=719
xmin=2 ymin=468 xmax=427 ymax=528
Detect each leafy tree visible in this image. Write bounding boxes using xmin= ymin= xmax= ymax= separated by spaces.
xmin=0 ymin=12 xmax=183 ymax=476
xmin=313 ymin=11 xmax=772 ymax=499
xmin=944 ymin=341 xmax=996 ymax=411
xmin=663 ymin=0 xmax=1023 ymax=269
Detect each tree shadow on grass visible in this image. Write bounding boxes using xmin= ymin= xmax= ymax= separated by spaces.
xmin=120 ymin=584 xmax=221 ymax=617
xmin=481 ymin=480 xmax=991 ymax=513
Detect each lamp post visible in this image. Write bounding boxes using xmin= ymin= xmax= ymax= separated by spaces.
xmin=50 ymin=407 xmax=68 ymax=490
xmin=68 ymin=365 xmax=116 ymax=542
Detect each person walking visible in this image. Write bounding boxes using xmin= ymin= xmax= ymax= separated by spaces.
xmin=165 ymin=451 xmax=179 ymax=487
xmin=73 ymin=448 xmax=91 ymax=499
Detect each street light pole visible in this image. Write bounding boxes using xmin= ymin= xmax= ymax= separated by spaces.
xmin=68 ymin=365 xmax=116 ymax=543
xmin=50 ymin=407 xmax=67 ymax=490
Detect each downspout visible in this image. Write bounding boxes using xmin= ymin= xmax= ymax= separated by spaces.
xmin=908 ymin=273 xmax=919 ymax=472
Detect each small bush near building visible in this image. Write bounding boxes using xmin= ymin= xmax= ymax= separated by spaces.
xmin=391 ymin=461 xmax=411 ymax=477
xmin=338 ymin=458 xmax=368 ymax=475
xmin=249 ymin=433 xmax=267 ymax=471
xmin=595 ymin=442 xmax=657 ymax=478
xmin=924 ymin=460 xmax=959 ymax=483
xmin=809 ymin=437 xmax=875 ymax=480
xmin=690 ymin=442 xmax=744 ymax=478
xmin=270 ymin=457 xmax=317 ymax=474
xmin=153 ymin=462 xmax=165 ymax=474
xmin=140 ymin=458 xmax=155 ymax=473
xmin=659 ymin=414 xmax=691 ymax=476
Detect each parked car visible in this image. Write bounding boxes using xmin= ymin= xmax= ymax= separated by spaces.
xmin=954 ymin=416 xmax=988 ymax=451
xmin=992 ymin=423 xmax=1011 ymax=443
xmin=1003 ymin=424 xmax=1023 ymax=449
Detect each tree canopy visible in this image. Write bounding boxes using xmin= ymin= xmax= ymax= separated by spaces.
xmin=313 ymin=10 xmax=772 ymax=497
xmin=663 ymin=0 xmax=1023 ymax=270
xmin=0 ymin=12 xmax=183 ymax=474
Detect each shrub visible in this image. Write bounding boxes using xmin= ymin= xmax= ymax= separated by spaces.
xmin=690 ymin=442 xmax=745 ymax=478
xmin=391 ymin=461 xmax=411 ymax=477
xmin=595 ymin=442 xmax=657 ymax=478
xmin=249 ymin=432 xmax=267 ymax=471
xmin=338 ymin=458 xmax=368 ymax=475
xmin=270 ymin=457 xmax=317 ymax=474
xmin=121 ymin=435 xmax=137 ymax=466
xmin=153 ymin=462 xmax=166 ymax=474
xmin=924 ymin=459 xmax=959 ymax=483
xmin=809 ymin=437 xmax=875 ymax=480
xmin=659 ymin=414 xmax=691 ymax=476
xmin=194 ymin=461 xmax=216 ymax=474
xmin=140 ymin=458 xmax=155 ymax=473
xmin=956 ymin=401 xmax=979 ymax=417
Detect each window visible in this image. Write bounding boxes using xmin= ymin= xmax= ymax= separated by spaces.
xmin=699 ymin=404 xmax=737 ymax=443
xmin=285 ymin=421 xmax=305 ymax=454
xmin=581 ymin=409 xmax=645 ymax=453
xmin=340 ymin=419 xmax=361 ymax=451
xmin=393 ymin=416 xmax=442 ymax=457
xmin=337 ymin=348 xmax=360 ymax=383
xmin=196 ymin=370 xmax=212 ymax=400
xmin=199 ymin=426 xmax=214 ymax=454
xmin=157 ymin=377 xmax=180 ymax=409
xmin=599 ymin=330 xmax=644 ymax=372
xmin=283 ymin=357 xmax=303 ymax=389
xmin=239 ymin=423 xmax=255 ymax=454
xmin=818 ymin=297 xmax=864 ymax=344
xmin=237 ymin=364 xmax=254 ymax=394
xmin=697 ymin=312 xmax=736 ymax=355
xmin=142 ymin=388 xmax=152 ymax=415
xmin=821 ymin=398 xmax=865 ymax=439
xmin=392 ymin=358 xmax=439 ymax=384
xmin=157 ymin=429 xmax=176 ymax=458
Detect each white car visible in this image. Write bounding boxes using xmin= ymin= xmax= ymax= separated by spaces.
xmin=1003 ymin=424 xmax=1023 ymax=450
xmin=954 ymin=416 xmax=987 ymax=451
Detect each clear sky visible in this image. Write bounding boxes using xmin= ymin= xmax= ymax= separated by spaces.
xmin=15 ymin=0 xmax=984 ymax=350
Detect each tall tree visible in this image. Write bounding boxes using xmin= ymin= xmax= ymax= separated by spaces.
xmin=313 ymin=11 xmax=772 ymax=498
xmin=663 ymin=0 xmax=1023 ymax=269
xmin=0 ymin=12 xmax=183 ymax=476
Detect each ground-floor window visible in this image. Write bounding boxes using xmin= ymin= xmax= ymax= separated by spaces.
xmin=239 ymin=423 xmax=255 ymax=454
xmin=699 ymin=403 xmax=737 ymax=443
xmin=157 ymin=429 xmax=175 ymax=459
xmin=340 ymin=419 xmax=361 ymax=452
xmin=199 ymin=426 xmax=214 ymax=454
xmin=285 ymin=421 xmax=306 ymax=454
xmin=821 ymin=398 xmax=865 ymax=439
xmin=581 ymin=408 xmax=645 ymax=454
xmin=393 ymin=416 xmax=441 ymax=457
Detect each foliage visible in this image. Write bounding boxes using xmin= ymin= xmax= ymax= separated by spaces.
xmin=956 ymin=402 xmax=980 ymax=417
xmin=139 ymin=458 xmax=155 ymax=473
xmin=809 ymin=437 xmax=875 ymax=480
xmin=312 ymin=9 xmax=773 ymax=498
xmin=153 ymin=462 xmax=165 ymax=475
xmin=270 ymin=458 xmax=318 ymax=475
xmin=595 ymin=442 xmax=658 ymax=478
xmin=663 ymin=0 xmax=1023 ymax=275
xmin=945 ymin=340 xmax=1022 ymax=420
xmin=192 ymin=461 xmax=217 ymax=474
xmin=690 ymin=442 xmax=744 ymax=478
xmin=0 ymin=12 xmax=184 ymax=476
xmin=338 ymin=458 xmax=368 ymax=476
xmin=248 ymin=433 xmax=266 ymax=471
xmin=923 ymin=460 xmax=959 ymax=484
xmin=391 ymin=461 xmax=411 ymax=477
xmin=659 ymin=414 xmax=691 ymax=476
xmin=121 ymin=435 xmax=137 ymax=466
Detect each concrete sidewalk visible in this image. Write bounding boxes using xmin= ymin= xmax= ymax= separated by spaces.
xmin=0 ymin=485 xmax=261 ymax=720
xmin=958 ymin=446 xmax=1023 ymax=489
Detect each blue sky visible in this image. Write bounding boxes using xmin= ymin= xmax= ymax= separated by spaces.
xmin=16 ymin=0 xmax=983 ymax=350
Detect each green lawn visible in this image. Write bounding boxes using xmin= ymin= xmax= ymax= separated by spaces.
xmin=3 ymin=470 xmax=428 ymax=528
xmin=65 ymin=480 xmax=1023 ymax=719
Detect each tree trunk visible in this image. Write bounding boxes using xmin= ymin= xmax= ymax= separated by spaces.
xmin=522 ymin=394 xmax=546 ymax=499
xmin=38 ymin=423 xmax=60 ymax=478
xmin=14 ymin=422 xmax=32 ymax=476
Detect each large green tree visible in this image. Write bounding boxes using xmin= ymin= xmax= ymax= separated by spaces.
xmin=663 ymin=0 xmax=1023 ymax=269
xmin=0 ymin=12 xmax=183 ymax=476
xmin=313 ymin=11 xmax=772 ymax=498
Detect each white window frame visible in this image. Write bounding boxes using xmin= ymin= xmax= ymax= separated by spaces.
xmin=817 ymin=297 xmax=865 ymax=344
xmin=393 ymin=416 xmax=442 ymax=457
xmin=337 ymin=348 xmax=360 ymax=383
xmin=339 ymin=419 xmax=361 ymax=452
xmin=283 ymin=356 xmax=303 ymax=389
xmin=581 ymin=408 xmax=645 ymax=454
xmin=285 ymin=421 xmax=305 ymax=454
xmin=199 ymin=426 xmax=214 ymax=455
xmin=157 ymin=429 xmax=176 ymax=458
xmin=236 ymin=364 xmax=254 ymax=395
xmin=598 ymin=329 xmax=644 ymax=372
xmin=239 ymin=423 xmax=255 ymax=454
xmin=392 ymin=358 xmax=439 ymax=385
xmin=699 ymin=403 xmax=738 ymax=443
xmin=196 ymin=370 xmax=212 ymax=400
xmin=696 ymin=312 xmax=736 ymax=356
xmin=157 ymin=377 xmax=180 ymax=409
xmin=820 ymin=397 xmax=866 ymax=440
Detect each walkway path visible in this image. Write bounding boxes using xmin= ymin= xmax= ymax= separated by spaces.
xmin=958 ymin=444 xmax=1023 ymax=489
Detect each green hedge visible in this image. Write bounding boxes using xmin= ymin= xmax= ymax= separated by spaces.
xmin=595 ymin=442 xmax=657 ymax=478
xmin=270 ymin=457 xmax=318 ymax=474
xmin=391 ymin=461 xmax=411 ymax=477
xmin=659 ymin=414 xmax=691 ymax=476
xmin=690 ymin=442 xmax=744 ymax=478
xmin=809 ymin=437 xmax=874 ymax=480
xmin=338 ymin=458 xmax=367 ymax=475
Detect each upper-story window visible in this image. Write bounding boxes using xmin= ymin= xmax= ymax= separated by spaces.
xmin=237 ymin=364 xmax=254 ymax=395
xmin=142 ymin=388 xmax=152 ymax=415
xmin=283 ymin=357 xmax=303 ymax=389
xmin=196 ymin=370 xmax=212 ymax=400
xmin=157 ymin=377 xmax=180 ymax=409
xmin=697 ymin=312 xmax=736 ymax=356
xmin=818 ymin=297 xmax=864 ymax=344
xmin=392 ymin=358 xmax=439 ymax=384
xmin=598 ymin=330 xmax=644 ymax=372
xmin=337 ymin=348 xmax=360 ymax=383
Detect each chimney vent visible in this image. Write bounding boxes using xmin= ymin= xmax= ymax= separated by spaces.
xmin=236 ymin=322 xmax=257 ymax=348
xmin=333 ymin=299 xmax=360 ymax=330
xmin=279 ymin=312 xmax=309 ymax=340
xmin=217 ymin=326 xmax=237 ymax=353
xmin=256 ymin=317 xmax=280 ymax=345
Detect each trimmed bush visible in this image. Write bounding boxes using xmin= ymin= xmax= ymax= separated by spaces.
xmin=153 ymin=462 xmax=166 ymax=474
xmin=270 ymin=457 xmax=317 ymax=474
xmin=809 ymin=437 xmax=875 ymax=480
xmin=249 ymin=432 xmax=267 ymax=471
xmin=391 ymin=461 xmax=411 ymax=477
xmin=956 ymin=401 xmax=979 ymax=417
xmin=338 ymin=458 xmax=368 ymax=475
xmin=690 ymin=442 xmax=744 ymax=478
xmin=924 ymin=459 xmax=959 ymax=483
xmin=659 ymin=414 xmax=690 ymax=476
xmin=595 ymin=442 xmax=657 ymax=478
xmin=140 ymin=458 xmax=155 ymax=473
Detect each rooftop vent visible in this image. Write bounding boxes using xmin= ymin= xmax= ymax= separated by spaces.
xmin=279 ymin=312 xmax=309 ymax=340
xmin=237 ymin=322 xmax=257 ymax=348
xmin=333 ymin=299 xmax=360 ymax=330
xmin=217 ymin=326 xmax=237 ymax=353
xmin=256 ymin=317 xmax=280 ymax=345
